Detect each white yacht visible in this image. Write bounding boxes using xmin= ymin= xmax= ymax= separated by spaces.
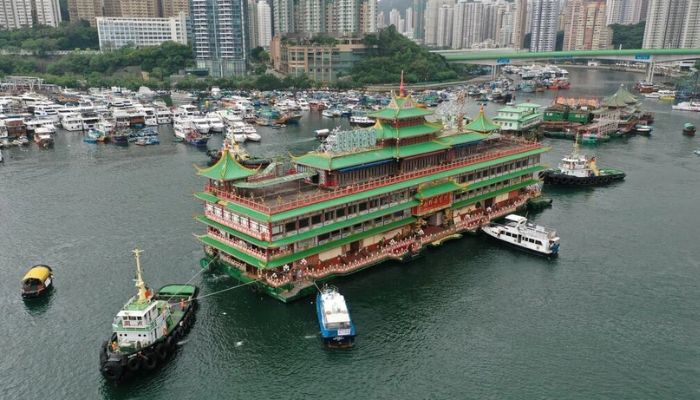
xmin=81 ymin=112 xmax=100 ymax=130
xmin=25 ymin=118 xmax=56 ymax=134
xmin=112 ymin=109 xmax=131 ymax=128
xmin=60 ymin=113 xmax=84 ymax=131
xmin=32 ymin=102 xmax=61 ymax=123
xmin=191 ymin=117 xmax=211 ymax=134
xmin=142 ymin=107 xmax=158 ymax=126
xmin=206 ymin=113 xmax=225 ymax=133
xmin=216 ymin=109 xmax=243 ymax=126
xmin=156 ymin=108 xmax=172 ymax=124
xmin=672 ymin=101 xmax=700 ymax=112
xmin=482 ymin=214 xmax=560 ymax=256
xmin=297 ymin=98 xmax=310 ymax=111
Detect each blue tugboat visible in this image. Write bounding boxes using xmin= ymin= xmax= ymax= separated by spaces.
xmin=316 ymin=285 xmax=356 ymax=348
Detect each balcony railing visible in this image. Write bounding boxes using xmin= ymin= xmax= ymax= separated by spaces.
xmin=206 ymin=142 xmax=542 ymax=217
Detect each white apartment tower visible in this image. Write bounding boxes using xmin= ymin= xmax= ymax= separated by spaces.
xmin=529 ymin=0 xmax=560 ymax=51
xmin=642 ymin=0 xmax=688 ymax=49
xmin=273 ymin=0 xmax=295 ymax=35
xmin=681 ymin=0 xmax=700 ymax=48
xmin=0 ymin=0 xmax=61 ymax=30
xmin=191 ymin=0 xmax=247 ymax=76
xmin=257 ymin=0 xmax=272 ymax=48
xmin=298 ymin=0 xmax=325 ymax=34
xmin=359 ymin=0 xmax=377 ymax=33
xmin=606 ymin=0 xmax=643 ymax=25
xmin=435 ymin=4 xmax=453 ymax=47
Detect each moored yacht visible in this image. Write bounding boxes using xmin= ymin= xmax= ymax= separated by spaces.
xmin=156 ymin=108 xmax=172 ymax=124
xmin=482 ymin=214 xmax=560 ymax=256
xmin=206 ymin=113 xmax=225 ymax=133
xmin=60 ymin=113 xmax=84 ymax=131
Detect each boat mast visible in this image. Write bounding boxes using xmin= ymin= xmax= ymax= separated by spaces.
xmin=132 ymin=248 xmax=149 ymax=302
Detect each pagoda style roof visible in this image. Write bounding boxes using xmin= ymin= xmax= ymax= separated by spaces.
xmin=293 ymin=131 xmax=487 ymax=171
xmin=464 ymin=108 xmax=500 ymax=134
xmin=197 ymin=148 xmax=258 ymax=181
xmin=602 ymin=84 xmax=638 ymax=108
xmin=374 ymin=120 xmax=442 ymax=140
xmin=368 ymin=95 xmax=433 ymax=120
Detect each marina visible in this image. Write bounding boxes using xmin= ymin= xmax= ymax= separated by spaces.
xmin=1 ymin=68 xmax=699 ymax=399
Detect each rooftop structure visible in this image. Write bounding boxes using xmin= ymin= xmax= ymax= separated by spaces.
xmin=493 ymin=103 xmax=543 ymax=133
xmin=194 ymin=91 xmax=549 ymax=302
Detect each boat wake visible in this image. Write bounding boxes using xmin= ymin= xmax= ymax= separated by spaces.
xmin=303 ymin=334 xmax=317 ymax=339
xmin=177 ymin=339 xmax=189 ymax=346
xmin=235 ymin=341 xmax=244 ymax=347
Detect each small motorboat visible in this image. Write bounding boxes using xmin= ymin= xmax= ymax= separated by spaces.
xmin=482 ymin=214 xmax=560 ymax=257
xmin=135 ymin=136 xmax=160 ymax=146
xmin=21 ymin=265 xmax=54 ymax=298
xmin=245 ymin=132 xmax=261 ymax=142
xmin=316 ymin=285 xmax=356 ymax=348
xmin=634 ymin=124 xmax=653 ymax=135
xmin=682 ymin=122 xmax=696 ymax=136
xmin=315 ymin=128 xmax=330 ymax=139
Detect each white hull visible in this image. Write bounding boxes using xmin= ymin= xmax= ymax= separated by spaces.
xmin=482 ymin=225 xmax=557 ymax=256
xmin=62 ymin=122 xmax=84 ymax=131
xmin=157 ymin=117 xmax=172 ymax=124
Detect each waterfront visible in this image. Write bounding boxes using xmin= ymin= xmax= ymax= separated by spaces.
xmin=1 ymin=69 xmax=699 ymax=399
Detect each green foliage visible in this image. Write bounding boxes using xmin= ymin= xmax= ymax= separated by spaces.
xmin=611 ymin=22 xmax=646 ymax=49
xmin=310 ymin=35 xmax=338 ymax=46
xmin=351 ymin=26 xmax=460 ymax=85
xmin=250 ymin=47 xmax=270 ymax=64
xmin=0 ymin=21 xmax=98 ymax=52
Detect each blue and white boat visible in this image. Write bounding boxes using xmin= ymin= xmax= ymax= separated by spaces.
xmin=316 ymin=285 xmax=356 ymax=348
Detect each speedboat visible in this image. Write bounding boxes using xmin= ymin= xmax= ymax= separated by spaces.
xmin=99 ymin=249 xmax=198 ymax=382
xmin=246 ymin=132 xmax=261 ymax=142
xmin=21 ymin=265 xmax=54 ymax=298
xmin=316 ymin=285 xmax=356 ymax=348
xmin=482 ymin=214 xmax=560 ymax=257
xmin=672 ymin=101 xmax=700 ymax=112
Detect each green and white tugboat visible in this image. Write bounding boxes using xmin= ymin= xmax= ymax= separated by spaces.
xmin=99 ymin=249 xmax=198 ymax=382
xmin=541 ymin=138 xmax=625 ymax=186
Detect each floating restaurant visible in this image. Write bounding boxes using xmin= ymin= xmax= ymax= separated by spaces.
xmin=194 ymin=90 xmax=549 ymax=302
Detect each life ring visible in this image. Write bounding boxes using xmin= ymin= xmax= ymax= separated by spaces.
xmin=126 ymin=356 xmax=141 ymax=372
xmin=142 ymin=353 xmax=158 ymax=370
xmin=155 ymin=343 xmax=169 ymax=361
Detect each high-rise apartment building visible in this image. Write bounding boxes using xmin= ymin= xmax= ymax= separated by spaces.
xmin=405 ymin=6 xmax=413 ymax=36
xmin=359 ymin=0 xmax=377 ymax=34
xmin=389 ymin=8 xmax=401 ymax=29
xmin=376 ymin=11 xmax=385 ymax=29
xmin=273 ymin=0 xmax=295 ymax=36
xmin=118 ymin=0 xmax=159 ymax=18
xmin=296 ymin=0 xmax=324 ymax=34
xmin=681 ymin=0 xmax=700 ymax=48
xmin=642 ymin=0 xmax=688 ymax=49
xmin=529 ymin=0 xmax=560 ymax=51
xmin=1 ymin=0 xmax=62 ymax=29
xmin=435 ymin=4 xmax=453 ymax=47
xmin=248 ymin=0 xmax=259 ymax=48
xmin=161 ymin=0 xmax=190 ymax=17
xmin=413 ymin=0 xmax=426 ymax=41
xmin=257 ymin=0 xmax=272 ymax=48
xmin=513 ymin=0 xmax=529 ymax=49
xmin=564 ymin=0 xmax=612 ymax=51
xmin=424 ymin=0 xmax=454 ymax=46
xmin=497 ymin=4 xmax=514 ymax=47
xmin=606 ymin=0 xmax=643 ymax=25
xmin=333 ymin=0 xmax=359 ymax=35
xmin=68 ymin=0 xmax=103 ymax=26
xmin=191 ymin=0 xmax=247 ymax=76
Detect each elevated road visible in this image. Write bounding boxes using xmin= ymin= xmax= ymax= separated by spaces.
xmin=433 ymin=48 xmax=700 ymax=82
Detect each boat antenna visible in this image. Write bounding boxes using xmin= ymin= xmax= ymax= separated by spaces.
xmin=132 ymin=248 xmax=149 ymax=302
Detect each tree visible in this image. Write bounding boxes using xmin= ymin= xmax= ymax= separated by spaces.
xmin=610 ymin=21 xmax=646 ymax=49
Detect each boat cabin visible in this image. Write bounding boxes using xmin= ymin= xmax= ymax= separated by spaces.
xmin=21 ymin=265 xmax=53 ymax=298
xmin=113 ymin=300 xmax=168 ymax=349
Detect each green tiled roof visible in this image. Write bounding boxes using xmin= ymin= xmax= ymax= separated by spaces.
xmin=199 ymin=147 xmax=548 ymax=223
xmin=602 ymin=84 xmax=638 ymax=108
xmin=416 ymin=180 xmax=465 ymax=199
xmin=465 ymin=108 xmax=500 ymax=133
xmin=368 ymin=95 xmax=434 ymax=120
xmin=194 ymin=192 xmax=219 ymax=203
xmin=276 ymin=147 xmax=548 ymax=221
xmin=293 ymin=140 xmax=450 ymax=171
xmin=197 ymin=149 xmax=258 ymax=181
xmin=374 ymin=121 xmax=442 ymax=140
xmin=436 ymin=132 xmax=489 ymax=146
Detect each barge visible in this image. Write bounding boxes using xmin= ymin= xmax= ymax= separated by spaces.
xmin=194 ymin=90 xmax=549 ymax=302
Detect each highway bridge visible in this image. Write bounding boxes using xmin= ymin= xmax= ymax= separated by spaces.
xmin=432 ymin=48 xmax=700 ymax=82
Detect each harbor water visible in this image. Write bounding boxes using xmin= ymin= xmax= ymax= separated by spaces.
xmin=1 ymin=69 xmax=699 ymax=399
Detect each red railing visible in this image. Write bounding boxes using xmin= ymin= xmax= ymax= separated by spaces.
xmin=205 ymin=211 xmax=271 ymax=241
xmin=206 ymin=141 xmax=542 ymax=218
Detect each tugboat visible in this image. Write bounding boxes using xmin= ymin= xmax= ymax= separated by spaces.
xmin=482 ymin=214 xmax=560 ymax=257
xmin=541 ymin=139 xmax=625 ymax=186
xmin=683 ymin=123 xmax=696 ymax=136
xmin=21 ymin=265 xmax=54 ymax=298
xmin=316 ymin=285 xmax=356 ymax=348
xmin=99 ymin=249 xmax=198 ymax=383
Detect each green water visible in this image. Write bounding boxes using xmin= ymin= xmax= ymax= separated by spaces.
xmin=1 ymin=70 xmax=699 ymax=399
